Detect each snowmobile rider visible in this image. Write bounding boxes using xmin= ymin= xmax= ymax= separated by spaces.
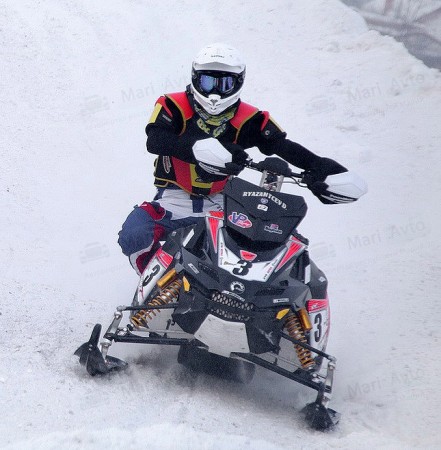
xmin=118 ymin=43 xmax=358 ymax=275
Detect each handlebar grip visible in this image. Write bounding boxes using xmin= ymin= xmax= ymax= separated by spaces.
xmin=247 ymin=158 xmax=303 ymax=179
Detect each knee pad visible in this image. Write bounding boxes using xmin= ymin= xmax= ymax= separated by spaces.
xmin=118 ymin=206 xmax=164 ymax=256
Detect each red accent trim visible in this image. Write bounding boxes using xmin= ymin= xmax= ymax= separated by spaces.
xmin=230 ymin=102 xmax=259 ymax=129
xmin=168 ymin=158 xmax=228 ymax=195
xmin=210 ymin=178 xmax=229 ymax=194
xmin=307 ymin=298 xmax=329 ymax=313
xmin=139 ymin=202 xmax=166 ymax=220
xmin=240 ymin=250 xmax=257 ymax=262
xmin=152 ymin=223 xmax=165 ymax=249
xmin=139 ymin=203 xmax=166 ymax=262
xmin=135 ymin=241 xmax=162 ymax=275
xmin=207 ymin=217 xmax=221 ymax=252
xmin=260 ymin=111 xmax=270 ymax=131
xmin=166 ymin=92 xmax=194 ymax=120
xmin=156 ymin=96 xmax=173 ymax=117
xmin=170 ymin=158 xmax=193 ymax=192
xmin=135 ymin=254 xmax=146 ymax=274
xmin=208 ymin=211 xmax=224 ymax=219
xmin=156 ymin=248 xmax=173 ymax=268
xmin=276 ymin=237 xmax=305 ymax=272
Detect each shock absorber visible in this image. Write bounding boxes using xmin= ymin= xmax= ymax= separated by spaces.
xmin=131 ymin=278 xmax=182 ymax=328
xmin=284 ymin=312 xmax=315 ymax=369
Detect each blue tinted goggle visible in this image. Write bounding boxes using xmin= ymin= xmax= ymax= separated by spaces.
xmin=198 ymin=73 xmax=236 ymax=95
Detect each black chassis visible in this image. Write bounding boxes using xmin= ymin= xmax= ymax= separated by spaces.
xmin=76 ymin=222 xmax=340 ymax=430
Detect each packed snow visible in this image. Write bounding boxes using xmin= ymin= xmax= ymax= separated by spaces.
xmin=1 ymin=0 xmax=440 ymax=449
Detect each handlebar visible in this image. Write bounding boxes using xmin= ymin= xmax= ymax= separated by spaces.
xmin=246 ymin=157 xmax=303 ymax=180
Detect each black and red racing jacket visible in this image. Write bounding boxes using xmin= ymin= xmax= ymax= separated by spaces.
xmin=145 ymin=87 xmax=339 ymax=196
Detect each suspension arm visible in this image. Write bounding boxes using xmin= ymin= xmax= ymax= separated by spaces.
xmin=233 ymin=352 xmax=322 ymax=391
xmin=117 ymin=304 xmax=178 ymax=312
xmin=104 ymin=331 xmax=191 ymax=346
xmin=279 ymin=331 xmax=335 ymax=361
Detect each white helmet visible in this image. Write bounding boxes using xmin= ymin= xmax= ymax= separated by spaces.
xmin=191 ymin=43 xmax=246 ymax=115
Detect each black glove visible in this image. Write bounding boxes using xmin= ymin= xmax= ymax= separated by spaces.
xmin=221 ymin=142 xmax=249 ymax=176
xmin=195 ymin=163 xmax=229 ymax=182
xmin=255 ymin=157 xmax=292 ymax=177
xmin=194 ymin=141 xmax=248 ymax=181
xmin=303 ymin=157 xmax=348 ymax=204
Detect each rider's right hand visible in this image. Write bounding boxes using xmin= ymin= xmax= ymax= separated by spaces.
xmin=192 ymin=139 xmax=248 ymax=179
xmin=220 ymin=142 xmax=249 ymax=176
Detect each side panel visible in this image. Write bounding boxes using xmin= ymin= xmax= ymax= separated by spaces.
xmin=305 ymin=260 xmax=330 ymax=353
xmin=307 ymin=296 xmax=330 ymax=353
xmin=136 ymin=247 xmax=174 ymax=305
xmin=135 ymin=224 xmax=203 ymax=306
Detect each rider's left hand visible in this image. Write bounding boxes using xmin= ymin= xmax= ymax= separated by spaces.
xmin=303 ymin=157 xmax=348 ymax=204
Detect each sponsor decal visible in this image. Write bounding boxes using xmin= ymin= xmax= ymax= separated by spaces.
xmin=222 ymin=290 xmax=246 ymax=302
xmin=273 ymin=298 xmax=290 ymax=304
xmin=257 ymin=204 xmax=268 ymax=211
xmin=264 ymin=224 xmax=283 ymax=234
xmin=228 ymin=212 xmax=252 ymax=228
xmin=307 ymin=299 xmax=329 ymax=312
xmin=188 ymin=263 xmax=200 ymax=274
xmin=161 ymin=113 xmax=172 ymax=123
xmin=199 ymin=161 xmax=225 ymax=175
xmin=260 ymin=198 xmax=269 ymax=204
xmin=239 ymin=250 xmax=257 ymax=262
xmin=242 ymin=191 xmax=287 ymax=209
xmin=163 ymin=156 xmax=172 ymax=174
xmin=230 ymin=281 xmax=245 ymax=293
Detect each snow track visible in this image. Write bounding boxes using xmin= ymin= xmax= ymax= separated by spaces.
xmin=1 ymin=0 xmax=440 ymax=448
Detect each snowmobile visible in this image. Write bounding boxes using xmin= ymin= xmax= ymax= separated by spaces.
xmin=75 ymin=152 xmax=366 ymax=430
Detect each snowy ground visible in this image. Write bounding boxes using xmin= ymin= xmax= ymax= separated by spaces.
xmin=1 ymin=0 xmax=440 ymax=449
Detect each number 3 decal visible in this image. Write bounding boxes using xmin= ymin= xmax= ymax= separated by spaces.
xmin=233 ymin=260 xmax=252 ymax=276
xmin=142 ymin=264 xmax=160 ymax=287
xmin=314 ymin=313 xmax=322 ymax=343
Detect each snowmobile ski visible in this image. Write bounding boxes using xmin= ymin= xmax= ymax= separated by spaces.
xmin=74 ymin=323 xmax=127 ymax=376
